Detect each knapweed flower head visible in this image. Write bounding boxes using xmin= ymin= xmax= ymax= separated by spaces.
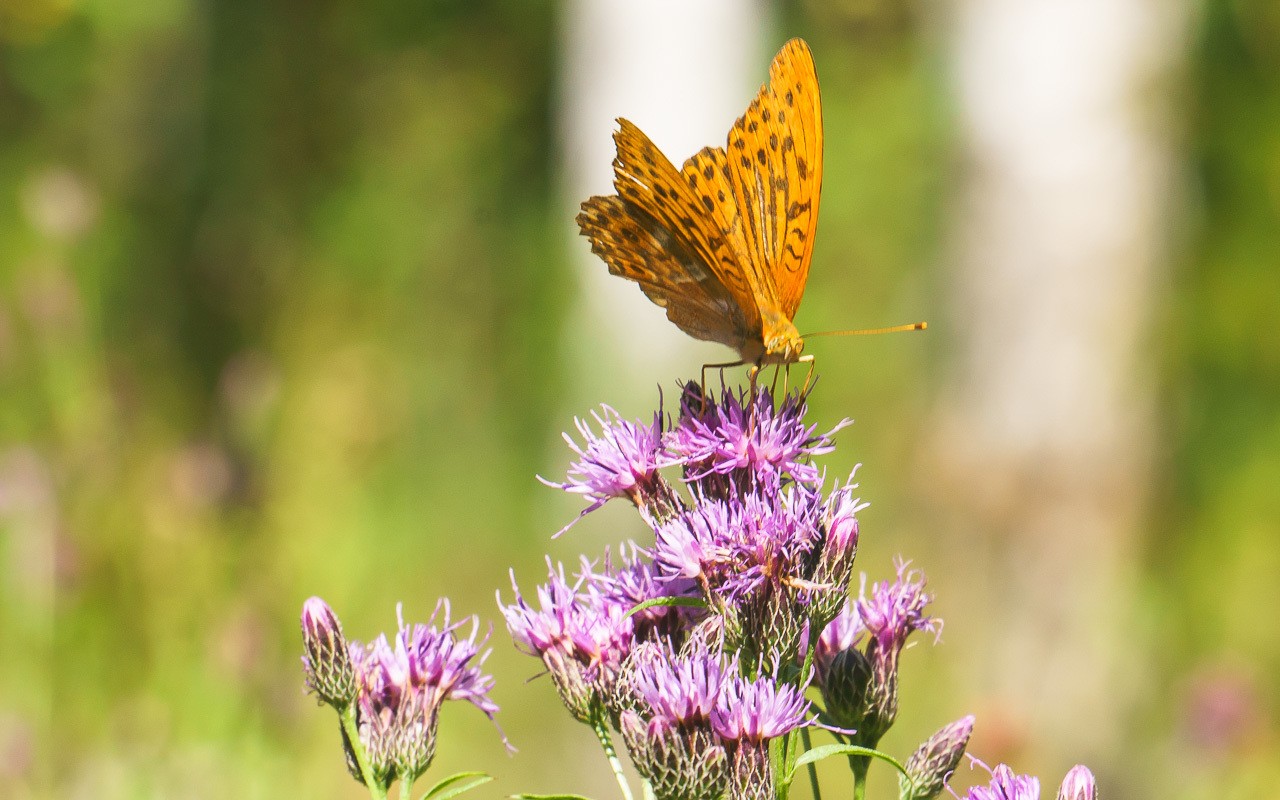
xmin=616 ymin=637 xmax=811 ymax=800
xmin=650 ymin=472 xmax=864 ymax=663
xmin=954 ymin=758 xmax=1098 ymax=800
xmin=500 ymin=551 xmax=681 ymax=721
xmin=541 ymin=406 xmax=669 ymax=535
xmin=666 ymin=381 xmax=848 ymax=494
xmin=345 ymin=601 xmax=501 ymax=784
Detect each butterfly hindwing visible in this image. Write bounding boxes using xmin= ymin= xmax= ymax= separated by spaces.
xmin=576 ymin=195 xmax=755 ymax=351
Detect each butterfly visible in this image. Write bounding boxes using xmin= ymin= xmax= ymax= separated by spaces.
xmin=578 ymin=38 xmax=923 ymax=386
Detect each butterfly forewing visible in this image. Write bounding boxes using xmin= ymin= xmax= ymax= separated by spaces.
xmin=723 ymin=38 xmax=822 ymax=322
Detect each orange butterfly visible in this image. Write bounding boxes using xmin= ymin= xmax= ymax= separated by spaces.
xmin=578 ymin=38 xmax=922 ymax=383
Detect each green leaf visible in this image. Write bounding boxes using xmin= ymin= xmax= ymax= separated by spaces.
xmin=791 ymin=743 xmax=910 ymax=780
xmin=622 ymin=596 xmax=707 ymax=620
xmin=511 ymin=794 xmax=597 ymax=800
xmin=420 ymin=772 xmax=492 ymax=800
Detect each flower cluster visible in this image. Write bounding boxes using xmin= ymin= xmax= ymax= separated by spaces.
xmin=618 ymin=640 xmax=812 ymax=800
xmin=300 ymin=378 xmax=1103 ymax=800
xmin=503 ymin=382 xmax=990 ymax=800
xmin=300 ymin=597 xmax=502 ymax=796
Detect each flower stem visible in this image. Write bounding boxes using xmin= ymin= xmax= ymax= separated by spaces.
xmin=850 ymin=754 xmax=869 ymax=800
xmin=339 ymin=704 xmax=386 ymax=800
xmin=800 ymin=727 xmax=822 ymax=800
xmin=591 ymin=709 xmax=634 ymax=800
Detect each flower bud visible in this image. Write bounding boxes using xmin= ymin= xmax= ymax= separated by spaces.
xmin=819 ymin=647 xmax=872 ymax=729
xmin=1056 ymin=765 xmax=1097 ymax=800
xmin=900 ymin=715 xmax=975 ymax=800
xmin=301 ymin=597 xmax=357 ymax=708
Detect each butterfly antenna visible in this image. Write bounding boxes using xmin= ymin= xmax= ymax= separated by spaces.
xmin=800 ymin=321 xmax=928 ymax=339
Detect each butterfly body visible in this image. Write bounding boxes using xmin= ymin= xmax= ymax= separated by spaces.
xmin=578 ymin=39 xmax=823 ymax=370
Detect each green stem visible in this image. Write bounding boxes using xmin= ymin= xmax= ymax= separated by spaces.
xmin=850 ymin=755 xmax=869 ymax=800
xmin=591 ymin=709 xmax=634 ymax=800
xmin=339 ymin=704 xmax=387 ymax=800
xmin=800 ymin=727 xmax=822 ymax=800
xmin=398 ymin=777 xmax=414 ymax=800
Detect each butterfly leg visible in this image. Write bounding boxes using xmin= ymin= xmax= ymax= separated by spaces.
xmin=701 ymin=360 xmax=744 ymax=410
xmin=799 ymin=355 xmax=816 ymax=396
xmin=770 ymin=364 xmax=784 ymax=396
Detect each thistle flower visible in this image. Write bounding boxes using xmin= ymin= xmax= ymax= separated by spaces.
xmin=591 ymin=544 xmax=701 ymax=644
xmin=500 ymin=558 xmax=635 ymax=721
xmin=651 ymin=484 xmax=829 ymax=663
xmin=630 ymin=640 xmax=731 ymax=729
xmin=710 ymin=670 xmax=812 ymax=744
xmin=666 ymin=383 xmax=848 ymax=494
xmin=900 ymin=715 xmax=975 ymax=800
xmin=958 ymin=758 xmax=1044 ymax=800
xmin=856 ymin=559 xmax=941 ymax=745
xmin=327 ymin=601 xmax=501 ymax=787
xmin=713 ymin=668 xmax=812 ymax=800
xmin=618 ymin=641 xmax=732 ymax=800
xmin=301 ymin=596 xmax=358 ymax=709
xmin=542 ymin=406 xmax=670 ymax=535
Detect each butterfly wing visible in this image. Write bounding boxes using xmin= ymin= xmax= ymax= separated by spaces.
xmin=723 ymin=38 xmax=823 ymax=322
xmin=577 ymin=121 xmax=763 ymax=354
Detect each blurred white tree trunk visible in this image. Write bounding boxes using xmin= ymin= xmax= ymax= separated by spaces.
xmin=560 ymin=0 xmax=767 ymax=409
xmin=933 ymin=0 xmax=1188 ymax=768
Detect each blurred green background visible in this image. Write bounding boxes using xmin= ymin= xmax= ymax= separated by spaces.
xmin=0 ymin=0 xmax=1276 ymax=798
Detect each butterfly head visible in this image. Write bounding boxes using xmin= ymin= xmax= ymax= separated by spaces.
xmin=758 ymin=316 xmax=806 ymax=365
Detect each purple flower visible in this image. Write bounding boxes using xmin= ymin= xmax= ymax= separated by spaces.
xmin=653 ymin=484 xmax=824 ymax=603
xmin=817 ymin=472 xmax=866 ymax=582
xmin=346 ymin=601 xmax=503 ymax=783
xmin=500 ymin=559 xmax=581 ymax=657
xmin=541 ymin=406 xmax=667 ymax=536
xmin=592 ymin=544 xmax=701 ymax=641
xmin=500 ymin=557 xmax=638 ymax=721
xmin=955 ymin=758 xmax=1098 ymax=800
xmin=710 ymin=671 xmax=812 ymax=744
xmin=958 ymin=758 xmax=1043 ymax=800
xmin=666 ymin=384 xmax=848 ymax=491
xmin=817 ymin=561 xmax=941 ymax=744
xmin=630 ymin=641 xmax=731 ymax=730
xmin=857 ymin=559 xmax=941 ymax=655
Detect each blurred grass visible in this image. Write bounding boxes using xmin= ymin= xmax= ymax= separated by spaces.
xmin=0 ymin=0 xmax=1277 ymax=798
